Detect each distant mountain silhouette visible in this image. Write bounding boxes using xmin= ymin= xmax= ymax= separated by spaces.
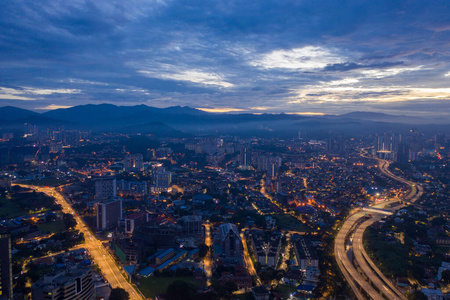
xmin=42 ymin=104 xmax=205 ymax=124
xmin=336 ymin=111 xmax=422 ymax=123
xmin=0 ymin=105 xmax=448 ymax=137
xmin=0 ymin=106 xmax=39 ymax=120
xmin=119 ymin=121 xmax=190 ymax=138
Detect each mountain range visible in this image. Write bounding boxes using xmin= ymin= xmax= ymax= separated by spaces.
xmin=0 ymin=105 xmax=448 ymax=138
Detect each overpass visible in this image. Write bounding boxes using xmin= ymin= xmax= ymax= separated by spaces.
xmin=362 ymin=206 xmax=393 ymax=215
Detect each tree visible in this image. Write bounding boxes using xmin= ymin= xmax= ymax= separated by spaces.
xmin=63 ymin=213 xmax=77 ymax=230
xmin=198 ymin=244 xmax=209 ymax=258
xmin=254 ymin=262 xmax=262 ymax=273
xmin=165 ymin=280 xmax=196 ymax=300
xmin=109 ymin=288 xmax=130 ymax=300
xmin=223 ymin=281 xmax=238 ymax=294
xmin=407 ymin=290 xmax=427 ymax=300
xmin=441 ymin=269 xmax=450 ymax=283
xmin=431 ymin=217 xmax=446 ymax=227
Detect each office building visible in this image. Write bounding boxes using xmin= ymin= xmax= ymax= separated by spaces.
xmin=0 ymin=234 xmax=12 ymax=300
xmin=94 ymin=176 xmax=116 ymax=200
xmin=96 ymin=198 xmax=123 ymax=230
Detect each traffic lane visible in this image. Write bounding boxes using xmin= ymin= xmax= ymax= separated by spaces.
xmin=335 ymin=213 xmax=384 ymax=300
xmin=353 ymin=218 xmax=402 ymax=300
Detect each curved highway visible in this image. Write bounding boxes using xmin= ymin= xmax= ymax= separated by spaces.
xmin=334 ymin=213 xmax=383 ymax=300
xmin=378 ymin=160 xmax=423 ymax=204
xmin=335 ymin=151 xmax=422 ymax=299
xmin=353 ymin=217 xmax=406 ymax=300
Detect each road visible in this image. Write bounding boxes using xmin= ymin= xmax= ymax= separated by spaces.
xmin=353 ymin=218 xmax=406 ymax=300
xmin=278 ymin=233 xmax=290 ymax=271
xmin=334 ymin=212 xmax=384 ymax=300
xmin=241 ymin=232 xmax=262 ymax=286
xmin=378 ymin=160 xmax=423 ymax=204
xmin=203 ymin=223 xmax=213 ymax=286
xmin=334 ymin=151 xmax=422 ymax=299
xmin=16 ymin=184 xmax=143 ymax=300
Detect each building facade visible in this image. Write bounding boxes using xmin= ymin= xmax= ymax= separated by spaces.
xmin=123 ymin=154 xmax=144 ymax=172
xmin=213 ymin=223 xmax=243 ymax=265
xmin=94 ymin=176 xmax=116 ymax=200
xmin=96 ymin=198 xmax=123 ymax=230
xmin=31 ymin=267 xmax=94 ymax=300
xmin=0 ymin=234 xmax=12 ymax=300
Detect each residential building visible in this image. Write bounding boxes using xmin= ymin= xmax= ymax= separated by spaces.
xmin=122 ymin=212 xmax=148 ymax=234
xmin=249 ymin=230 xmax=282 ymax=268
xmin=123 ymin=153 xmax=144 ymax=172
xmin=31 ymin=266 xmax=94 ymax=300
xmin=96 ymin=198 xmax=122 ymax=230
xmin=213 ymin=223 xmax=243 ymax=265
xmin=293 ymin=237 xmax=319 ymax=271
xmin=155 ymin=168 xmax=172 ymax=188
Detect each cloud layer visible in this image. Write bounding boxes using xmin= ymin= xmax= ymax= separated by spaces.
xmin=0 ymin=0 xmax=449 ymax=117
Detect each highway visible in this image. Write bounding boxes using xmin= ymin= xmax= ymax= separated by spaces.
xmin=16 ymin=184 xmax=143 ymax=300
xmin=353 ymin=218 xmax=406 ymax=300
xmin=378 ymin=160 xmax=423 ymax=204
xmin=334 ymin=212 xmax=384 ymax=300
xmin=334 ymin=151 xmax=423 ymax=299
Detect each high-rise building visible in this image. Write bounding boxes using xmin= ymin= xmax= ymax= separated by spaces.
xmin=31 ymin=266 xmax=94 ymax=300
xmin=123 ymin=153 xmax=144 ymax=172
xmin=0 ymin=234 xmax=12 ymax=300
xmin=213 ymin=223 xmax=243 ymax=265
xmin=94 ymin=176 xmax=116 ymax=200
xmin=96 ymin=198 xmax=123 ymax=230
xmin=155 ymin=168 xmax=172 ymax=188
xmin=240 ymin=147 xmax=251 ymax=167
xmin=327 ymin=136 xmax=345 ymax=154
xmin=396 ymin=143 xmax=410 ymax=164
xmin=374 ymin=132 xmax=400 ymax=152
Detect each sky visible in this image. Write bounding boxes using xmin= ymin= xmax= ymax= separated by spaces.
xmin=0 ymin=0 xmax=450 ymax=117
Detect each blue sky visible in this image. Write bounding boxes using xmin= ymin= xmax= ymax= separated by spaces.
xmin=0 ymin=0 xmax=449 ymax=117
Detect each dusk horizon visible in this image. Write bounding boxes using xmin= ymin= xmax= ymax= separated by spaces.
xmin=1 ymin=1 xmax=450 ymax=117
xmin=1 ymin=2 xmax=449 ymax=300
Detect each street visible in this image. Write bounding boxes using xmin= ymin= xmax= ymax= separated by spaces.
xmin=16 ymin=184 xmax=143 ymax=300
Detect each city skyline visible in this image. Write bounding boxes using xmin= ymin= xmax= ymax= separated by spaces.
xmin=0 ymin=1 xmax=450 ymax=117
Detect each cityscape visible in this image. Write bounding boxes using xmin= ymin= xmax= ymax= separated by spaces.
xmin=1 ymin=1 xmax=450 ymax=300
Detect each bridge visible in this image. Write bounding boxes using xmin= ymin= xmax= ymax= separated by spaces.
xmin=362 ymin=206 xmax=393 ymax=215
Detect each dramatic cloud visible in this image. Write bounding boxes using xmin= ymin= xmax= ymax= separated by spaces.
xmin=0 ymin=0 xmax=449 ymax=117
